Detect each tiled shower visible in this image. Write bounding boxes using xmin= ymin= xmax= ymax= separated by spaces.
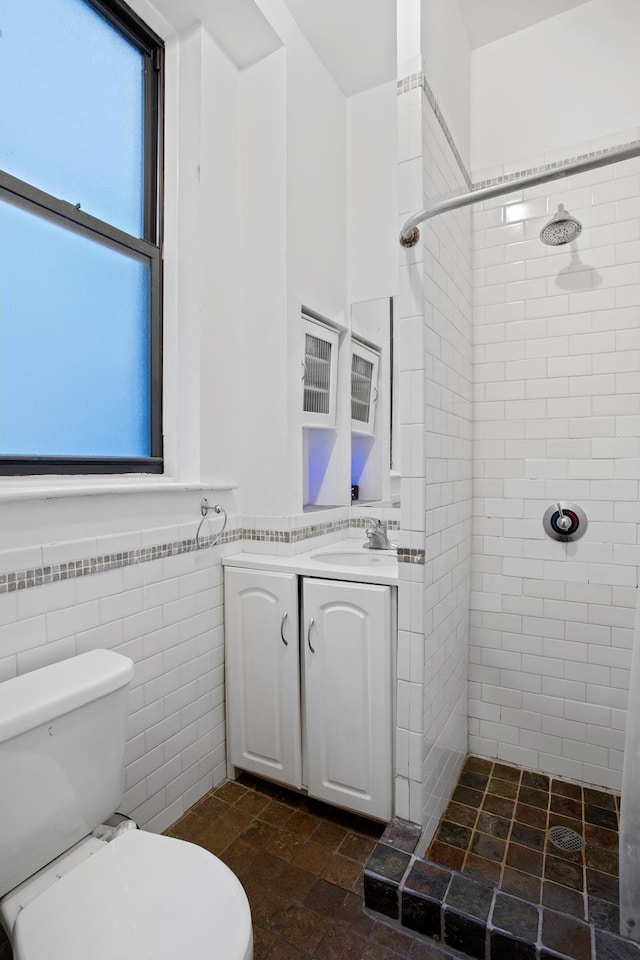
xmin=393 ymin=0 xmax=640 ymax=946
xmin=398 ymin=61 xmax=640 ymax=828
xmin=470 ymin=158 xmax=639 ymax=790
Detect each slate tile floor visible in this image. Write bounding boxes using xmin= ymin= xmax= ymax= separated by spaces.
xmin=166 ymin=773 xmax=461 ymax=960
xmin=413 ymin=756 xmax=635 ymax=960
xmin=426 ymin=756 xmax=620 ymax=936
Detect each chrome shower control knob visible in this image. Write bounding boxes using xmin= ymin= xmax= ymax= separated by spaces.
xmin=555 ymin=503 xmax=573 ymax=532
xmin=543 ymin=502 xmax=588 ymax=542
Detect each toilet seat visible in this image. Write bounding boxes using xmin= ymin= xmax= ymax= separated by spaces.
xmin=12 ymin=830 xmax=253 ymax=960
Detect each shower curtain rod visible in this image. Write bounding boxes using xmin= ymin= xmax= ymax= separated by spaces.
xmin=399 ymin=140 xmax=640 ymax=247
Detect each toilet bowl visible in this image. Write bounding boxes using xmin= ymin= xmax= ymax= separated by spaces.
xmin=0 ymin=650 xmax=253 ymax=960
xmin=2 ymin=831 xmax=253 ymax=960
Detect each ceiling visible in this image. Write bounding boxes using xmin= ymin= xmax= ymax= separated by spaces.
xmin=279 ymin=0 xmax=596 ymax=96
xmin=281 ymin=0 xmax=396 ymax=96
xmin=457 ymin=0 xmax=595 ymax=49
xmin=138 ymin=0 xmax=597 ymax=96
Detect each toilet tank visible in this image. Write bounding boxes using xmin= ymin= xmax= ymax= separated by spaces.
xmin=0 ymin=650 xmax=133 ymax=898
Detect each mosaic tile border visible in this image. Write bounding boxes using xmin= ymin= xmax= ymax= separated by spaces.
xmin=473 ymin=139 xmax=640 ymax=190
xmin=397 ymin=72 xmax=472 ymax=190
xmin=398 ymin=71 xmax=639 ymax=208
xmin=0 ymin=518 xmax=414 ymax=595
xmin=397 ymin=547 xmax=425 ymax=564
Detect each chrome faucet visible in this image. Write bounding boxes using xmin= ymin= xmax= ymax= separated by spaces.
xmin=363 ymin=518 xmax=395 ymax=550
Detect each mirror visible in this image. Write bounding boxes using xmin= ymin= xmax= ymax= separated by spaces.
xmin=350 ymin=296 xmax=400 ymax=509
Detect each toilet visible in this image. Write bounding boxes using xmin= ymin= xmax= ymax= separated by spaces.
xmin=0 ymin=650 xmax=253 ymax=960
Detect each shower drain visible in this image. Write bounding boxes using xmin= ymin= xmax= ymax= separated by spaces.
xmin=547 ymin=825 xmax=585 ymax=852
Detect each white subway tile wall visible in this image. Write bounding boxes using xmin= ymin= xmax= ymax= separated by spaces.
xmin=471 ymin=144 xmax=640 ymax=791
xmin=0 ymin=528 xmax=227 ymax=834
xmin=397 ymin=74 xmax=471 ymax=836
xmin=0 ymin=507 xmax=390 ymax=834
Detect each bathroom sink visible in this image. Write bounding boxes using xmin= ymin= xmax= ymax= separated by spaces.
xmin=311 ymin=550 xmax=397 ymax=568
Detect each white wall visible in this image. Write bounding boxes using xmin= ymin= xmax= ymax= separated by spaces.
xmin=418 ymin=90 xmax=472 ymax=838
xmin=395 ymin=59 xmax=472 ymax=832
xmin=199 ymin=30 xmax=243 ymax=486
xmin=131 ymin=0 xmax=351 ymax=520
xmin=397 ymin=0 xmax=420 ymax=74
xmin=347 ymin=81 xmax=399 ymax=305
xmin=252 ymin=0 xmax=348 ymax=322
xmin=237 ymin=50 xmax=290 ymax=515
xmin=222 ymin=0 xmax=351 ymax=517
xmin=285 ymin=31 xmax=347 ymax=322
xmin=471 ymin=0 xmax=640 ymax=173
xmin=471 ymin=151 xmax=640 ymax=790
xmin=420 ymin=0 xmax=471 ymax=170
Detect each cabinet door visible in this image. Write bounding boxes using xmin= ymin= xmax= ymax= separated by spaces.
xmin=225 ymin=568 xmax=302 ymax=789
xmin=302 ymin=317 xmax=339 ymax=428
xmin=302 ymin=578 xmax=392 ymax=820
xmin=351 ymin=340 xmax=380 ymax=436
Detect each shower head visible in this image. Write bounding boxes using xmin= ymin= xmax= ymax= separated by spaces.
xmin=540 ymin=203 xmax=582 ymax=246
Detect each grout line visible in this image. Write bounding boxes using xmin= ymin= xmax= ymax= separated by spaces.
xmin=540 ymin=776 xmax=552 ymax=921
xmin=499 ymin=764 xmax=522 ymax=893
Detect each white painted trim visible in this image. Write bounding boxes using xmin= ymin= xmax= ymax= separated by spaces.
xmin=0 ymin=479 xmax=237 ymax=503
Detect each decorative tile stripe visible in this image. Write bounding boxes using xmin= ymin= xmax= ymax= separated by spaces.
xmin=398 ymin=72 xmax=639 ymax=203
xmin=351 ymin=518 xmax=402 ymax=531
xmin=397 ymin=72 xmax=472 ymax=190
xmin=0 ymin=527 xmax=242 ymax=594
xmin=397 ymin=548 xmax=425 ymax=564
xmin=289 ymin=518 xmax=351 ymax=543
xmin=473 ymin=138 xmax=640 ymax=190
xmin=206 ymin=517 xmax=401 ymax=547
xmin=0 ymin=518 xmax=416 ymax=595
xmin=396 ymin=72 xmax=423 ymax=96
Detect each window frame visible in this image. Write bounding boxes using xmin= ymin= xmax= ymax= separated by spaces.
xmin=0 ymin=0 xmax=164 ymax=475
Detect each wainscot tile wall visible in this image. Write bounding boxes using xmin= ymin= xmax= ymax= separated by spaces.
xmin=0 ymin=505 xmax=404 ymax=834
xmin=470 ymin=134 xmax=640 ymax=791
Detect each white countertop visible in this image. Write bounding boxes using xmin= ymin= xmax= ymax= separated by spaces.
xmin=222 ymin=538 xmax=398 ymax=586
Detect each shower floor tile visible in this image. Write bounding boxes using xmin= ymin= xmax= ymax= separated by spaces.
xmin=427 ymin=758 xmax=619 ymax=914
xmin=423 ymin=756 xmax=626 ymax=956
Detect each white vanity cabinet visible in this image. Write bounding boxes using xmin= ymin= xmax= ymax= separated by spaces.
xmin=302 ymin=577 xmax=392 ymax=819
xmin=224 ymin=568 xmax=302 ymax=789
xmin=224 ymin=568 xmax=393 ymax=821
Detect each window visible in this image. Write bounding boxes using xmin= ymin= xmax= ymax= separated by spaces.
xmin=0 ymin=0 xmax=163 ymax=474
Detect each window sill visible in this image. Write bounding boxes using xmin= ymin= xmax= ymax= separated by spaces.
xmin=0 ymin=476 xmax=238 ymax=503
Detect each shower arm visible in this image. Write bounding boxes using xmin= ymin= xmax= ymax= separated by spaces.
xmin=399 ymin=140 xmax=640 ymax=247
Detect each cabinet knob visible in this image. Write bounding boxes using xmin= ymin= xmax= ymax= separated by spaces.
xmin=307 ymin=618 xmax=316 ymax=653
xmin=280 ymin=612 xmax=289 ymax=646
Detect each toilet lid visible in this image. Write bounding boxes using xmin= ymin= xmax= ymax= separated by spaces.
xmin=13 ymin=830 xmax=252 ymax=960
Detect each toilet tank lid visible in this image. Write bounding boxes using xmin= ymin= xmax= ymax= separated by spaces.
xmin=0 ymin=650 xmax=134 ymax=745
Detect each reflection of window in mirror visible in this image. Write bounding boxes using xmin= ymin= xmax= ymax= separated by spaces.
xmin=350 ymin=297 xmax=399 ymax=508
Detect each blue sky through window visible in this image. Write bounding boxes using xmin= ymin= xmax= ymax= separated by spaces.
xmin=0 ymin=0 xmax=145 ymax=237
xmin=0 ymin=199 xmax=151 ymax=457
